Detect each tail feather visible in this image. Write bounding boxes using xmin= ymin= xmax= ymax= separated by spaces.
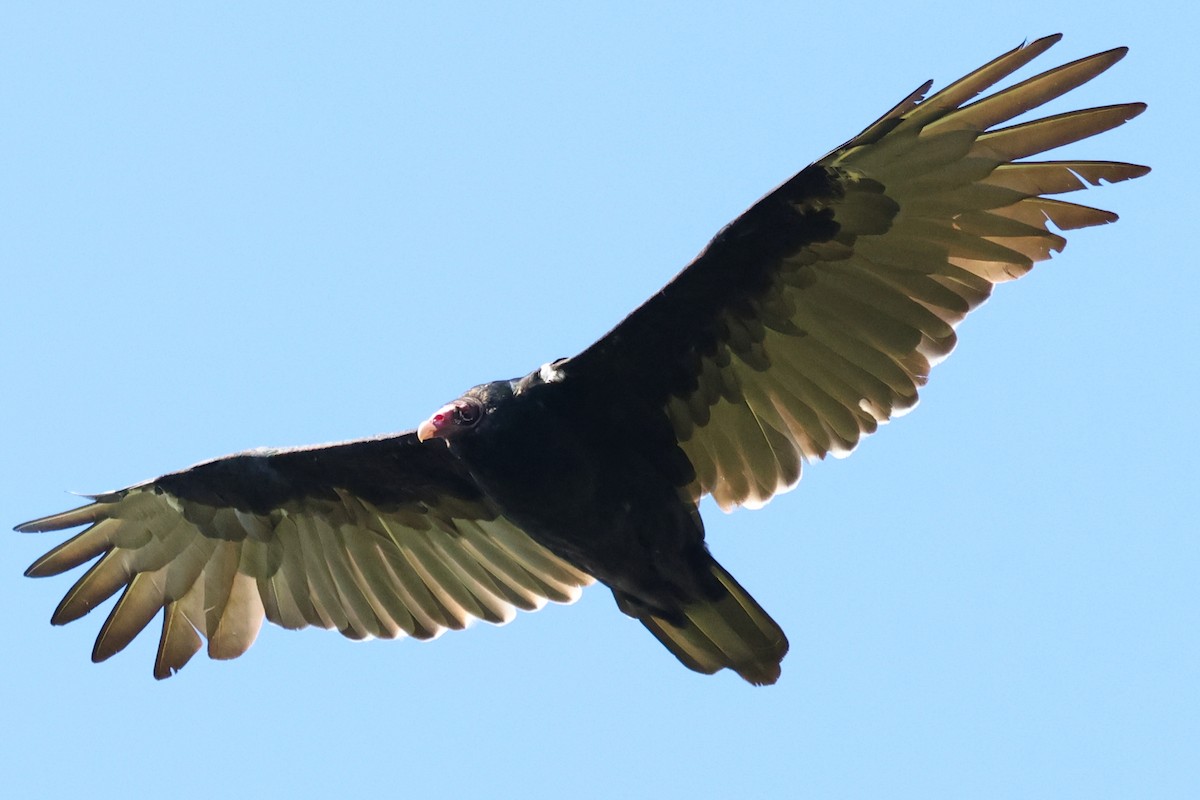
xmin=639 ymin=562 xmax=788 ymax=686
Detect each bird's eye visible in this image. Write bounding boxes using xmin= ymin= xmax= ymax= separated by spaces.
xmin=455 ymin=400 xmax=481 ymax=425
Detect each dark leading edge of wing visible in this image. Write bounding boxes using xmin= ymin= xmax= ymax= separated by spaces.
xmin=563 ymin=35 xmax=1146 ymax=510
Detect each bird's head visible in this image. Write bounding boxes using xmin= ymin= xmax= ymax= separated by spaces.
xmin=417 ymin=381 xmax=513 ymax=443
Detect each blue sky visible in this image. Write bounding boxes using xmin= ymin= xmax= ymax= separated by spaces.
xmin=2 ymin=3 xmax=1195 ymax=798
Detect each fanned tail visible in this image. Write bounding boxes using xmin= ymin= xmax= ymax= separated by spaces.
xmin=638 ymin=561 xmax=788 ymax=686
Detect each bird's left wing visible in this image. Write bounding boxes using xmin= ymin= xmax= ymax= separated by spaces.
xmin=561 ymin=35 xmax=1147 ymax=510
xmin=17 ymin=432 xmax=591 ymax=677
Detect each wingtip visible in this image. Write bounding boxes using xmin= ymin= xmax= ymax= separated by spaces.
xmin=1019 ymin=33 xmax=1063 ymax=58
xmin=1032 ymin=33 xmax=1064 ymax=48
xmin=16 ymin=518 xmax=64 ymax=534
xmin=14 ymin=493 xmax=118 ymax=533
xmin=14 ymin=515 xmax=57 ymax=533
xmin=1075 ymin=45 xmax=1131 ymax=77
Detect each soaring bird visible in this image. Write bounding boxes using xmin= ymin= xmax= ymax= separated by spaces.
xmin=17 ymin=35 xmax=1146 ymax=685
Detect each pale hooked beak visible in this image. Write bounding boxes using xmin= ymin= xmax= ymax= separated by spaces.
xmin=416 ymin=418 xmax=439 ymax=442
xmin=417 ymin=403 xmax=458 ymax=442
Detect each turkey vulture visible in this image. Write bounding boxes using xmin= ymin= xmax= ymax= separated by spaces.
xmin=17 ymin=35 xmax=1146 ymax=685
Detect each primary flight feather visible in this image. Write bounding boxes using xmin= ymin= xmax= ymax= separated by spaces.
xmin=17 ymin=35 xmax=1147 ymax=685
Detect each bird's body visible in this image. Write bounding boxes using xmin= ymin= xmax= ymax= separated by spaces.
xmin=445 ymin=376 xmax=704 ymax=606
xmin=17 ymin=35 xmax=1146 ymax=685
xmin=430 ymin=374 xmax=787 ymax=683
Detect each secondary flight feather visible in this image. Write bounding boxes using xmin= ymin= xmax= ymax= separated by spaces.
xmin=17 ymin=35 xmax=1147 ymax=685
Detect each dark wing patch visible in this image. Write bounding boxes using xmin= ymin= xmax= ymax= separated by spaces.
xmin=18 ymin=433 xmax=592 ymax=678
xmin=563 ymin=36 xmax=1146 ymax=509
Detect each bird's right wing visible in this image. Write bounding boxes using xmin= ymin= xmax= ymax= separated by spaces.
xmin=18 ymin=432 xmax=592 ymax=678
xmin=562 ymin=35 xmax=1146 ymax=511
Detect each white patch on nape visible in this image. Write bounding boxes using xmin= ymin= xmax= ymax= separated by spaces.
xmin=538 ymin=361 xmax=564 ymax=383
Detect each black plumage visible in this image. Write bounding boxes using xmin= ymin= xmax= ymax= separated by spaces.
xmin=16 ymin=36 xmax=1147 ymax=684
